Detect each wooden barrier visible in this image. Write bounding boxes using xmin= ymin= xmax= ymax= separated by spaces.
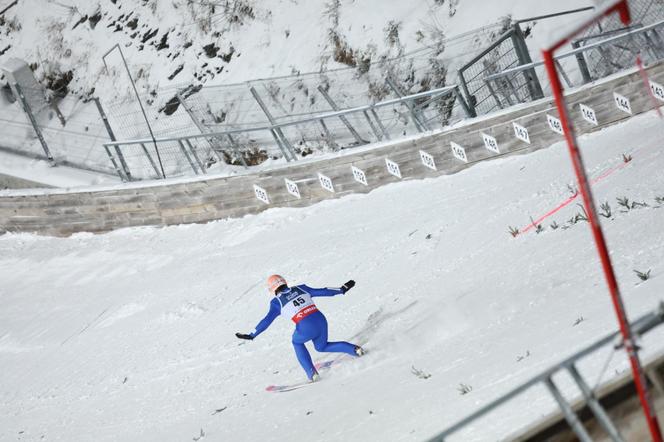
xmin=1 ymin=60 xmax=663 ymax=236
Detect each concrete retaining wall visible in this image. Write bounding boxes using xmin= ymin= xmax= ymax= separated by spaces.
xmin=2 ymin=60 xmax=664 ymax=236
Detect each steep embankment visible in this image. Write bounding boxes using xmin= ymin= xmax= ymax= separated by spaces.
xmin=0 ymin=0 xmax=588 ymax=103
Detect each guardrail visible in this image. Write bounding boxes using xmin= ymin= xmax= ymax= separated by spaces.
xmin=102 ymin=84 xmax=471 ymax=181
xmin=4 ymin=57 xmax=664 ymax=236
xmin=426 ymin=302 xmax=664 ymax=441
xmin=483 ymin=18 xmax=664 ymax=110
xmin=4 ymin=3 xmax=664 ymax=185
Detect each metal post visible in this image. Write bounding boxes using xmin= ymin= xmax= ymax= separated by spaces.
xmin=370 ymin=108 xmax=390 ymax=140
xmin=102 ymin=145 xmax=125 ymax=181
xmin=268 ymin=128 xmax=292 ymax=161
xmin=385 ymin=76 xmax=429 ymax=132
xmin=512 ymin=24 xmax=544 ymax=100
xmin=316 ymin=85 xmax=368 ymax=145
xmin=572 ymin=40 xmax=594 ymax=84
xmin=140 ymin=143 xmax=162 ymax=178
xmin=567 ymin=364 xmax=625 ymax=442
xmin=249 ymin=86 xmax=297 ymax=161
xmin=362 ymin=110 xmax=382 ymax=141
xmin=485 ymin=80 xmax=505 ymax=109
xmin=13 ymin=84 xmax=54 ymax=165
xmin=453 ymin=86 xmax=475 ymax=117
xmin=543 ymin=23 xmax=663 ymax=438
xmin=555 ymin=59 xmax=574 ymax=88
xmin=93 ymin=97 xmax=131 ymax=181
xmin=318 ymin=119 xmax=338 ymax=150
xmin=176 ymin=92 xmax=224 ymax=163
xmin=225 ymin=134 xmax=249 ymax=168
xmin=457 ymin=70 xmax=478 ymax=117
xmin=177 ymin=140 xmax=199 ymax=174
xmin=185 ymin=139 xmax=207 ymax=174
xmin=544 ymin=377 xmax=593 ymax=442
xmin=102 ymin=44 xmax=166 ymax=178
xmin=50 ymin=102 xmax=66 ymax=127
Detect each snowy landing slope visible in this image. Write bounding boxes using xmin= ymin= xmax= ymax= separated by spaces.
xmin=1 ymin=110 xmax=664 ymax=441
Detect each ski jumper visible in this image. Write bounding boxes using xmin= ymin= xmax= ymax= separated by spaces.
xmin=250 ymin=284 xmax=357 ymax=379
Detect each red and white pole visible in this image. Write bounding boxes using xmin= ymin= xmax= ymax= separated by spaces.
xmin=542 ymin=16 xmax=663 ymax=438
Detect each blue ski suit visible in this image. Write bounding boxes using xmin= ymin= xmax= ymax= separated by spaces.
xmin=249 ymin=284 xmax=358 ymax=379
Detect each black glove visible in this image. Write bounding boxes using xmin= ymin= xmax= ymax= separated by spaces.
xmin=235 ymin=333 xmax=254 ymax=340
xmin=340 ymin=280 xmax=355 ymax=294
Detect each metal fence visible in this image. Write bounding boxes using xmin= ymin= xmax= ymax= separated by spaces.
xmin=427 ymin=302 xmax=664 ymax=441
xmin=0 ymin=82 xmax=116 ymax=175
xmin=99 ymin=40 xmax=476 ymax=180
xmin=477 ymin=0 xmax=664 ymax=111
xmin=457 ymin=23 xmax=543 ymax=117
xmin=103 ymin=84 xmax=471 ymax=180
xmin=484 ymin=18 xmax=664 ymax=110
xmin=3 ymin=1 xmax=664 ymax=182
xmin=1 ymin=14 xmax=518 ymax=182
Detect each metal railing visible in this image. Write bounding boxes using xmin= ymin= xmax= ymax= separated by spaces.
xmin=4 ymin=3 xmax=664 ymax=183
xmin=427 ymin=301 xmax=664 ymax=441
xmin=456 ymin=4 xmax=601 ymax=118
xmin=457 ymin=23 xmax=541 ymax=118
xmin=102 ymin=84 xmax=471 ymax=180
xmin=484 ymin=18 xmax=664 ymax=110
xmin=0 ymin=82 xmax=117 ymax=176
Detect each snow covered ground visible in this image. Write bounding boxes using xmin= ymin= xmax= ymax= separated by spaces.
xmin=1 ymin=106 xmax=663 ymax=440
xmin=0 ymin=0 xmax=592 ymax=102
xmin=0 ymin=150 xmax=119 ymax=188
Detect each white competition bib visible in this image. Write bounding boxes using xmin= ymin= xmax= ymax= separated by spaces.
xmin=276 ymin=286 xmax=318 ymax=323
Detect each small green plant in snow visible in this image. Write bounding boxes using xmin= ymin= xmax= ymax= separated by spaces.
xmin=634 ymin=269 xmax=651 ymax=281
xmin=457 ymin=383 xmax=473 ymax=395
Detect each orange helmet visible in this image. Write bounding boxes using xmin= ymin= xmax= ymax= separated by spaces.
xmin=267 ymin=274 xmax=287 ymax=295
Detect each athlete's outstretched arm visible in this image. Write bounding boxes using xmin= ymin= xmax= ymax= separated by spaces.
xmin=235 ymin=298 xmax=281 ymax=340
xmin=300 ymin=280 xmax=355 ymax=297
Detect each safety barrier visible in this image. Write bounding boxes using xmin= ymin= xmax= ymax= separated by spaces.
xmin=484 ymin=18 xmax=664 ymax=111
xmin=426 ymin=302 xmax=664 ymax=441
xmin=4 ymin=3 xmax=664 ymax=183
xmin=103 ymin=85 xmax=471 ymax=181
xmin=1 ymin=58 xmax=663 ymax=236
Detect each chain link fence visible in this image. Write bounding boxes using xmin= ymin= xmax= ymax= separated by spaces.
xmin=479 ymin=0 xmax=664 ymax=112
xmin=457 ymin=22 xmax=543 ymax=117
xmin=104 ymin=83 xmax=468 ymax=180
xmin=3 ymin=0 xmax=664 ymax=182
xmin=96 ymin=42 xmax=475 ymax=180
xmin=0 ymin=81 xmax=115 ymax=175
xmin=573 ymin=0 xmax=664 ymax=82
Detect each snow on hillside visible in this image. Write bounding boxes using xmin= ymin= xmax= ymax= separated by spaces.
xmin=0 ymin=0 xmax=591 ymax=104
xmin=0 ymin=0 xmax=602 ymax=186
xmin=1 ymin=109 xmax=663 ymax=441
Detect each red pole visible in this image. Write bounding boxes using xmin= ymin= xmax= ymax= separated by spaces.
xmin=542 ymin=50 xmax=663 ymax=441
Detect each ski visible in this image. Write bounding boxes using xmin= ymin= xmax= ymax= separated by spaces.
xmin=265 ymin=355 xmax=351 ymax=393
